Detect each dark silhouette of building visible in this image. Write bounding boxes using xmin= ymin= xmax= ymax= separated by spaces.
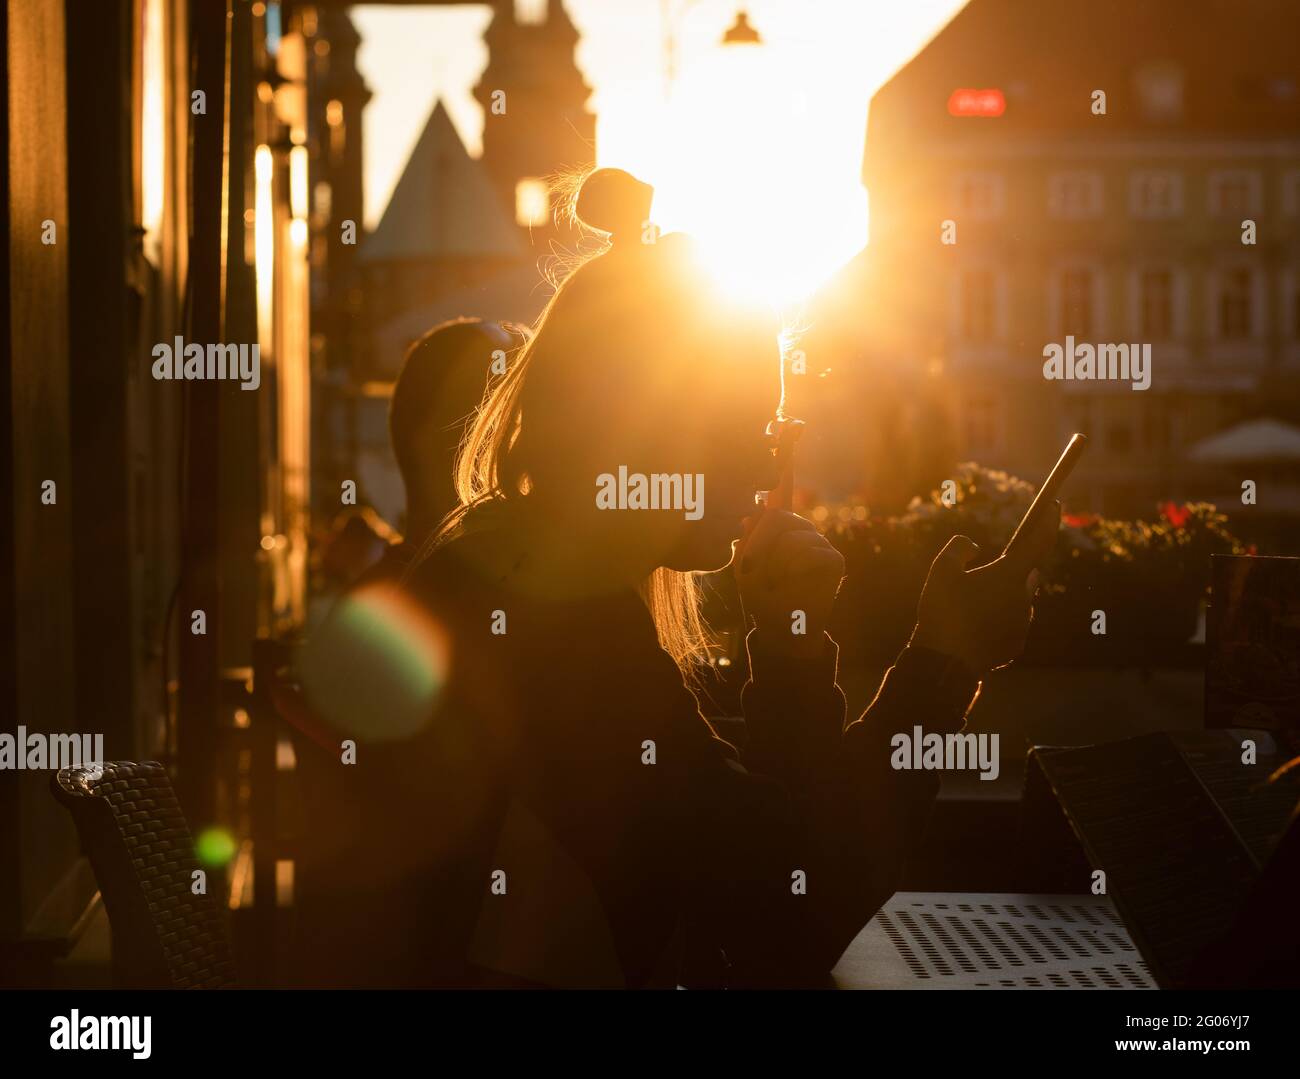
xmin=361 ymin=101 xmax=524 ymax=373
xmin=308 ymin=8 xmax=372 ymax=525
xmin=473 ymin=0 xmax=596 ymax=241
xmin=1 ymin=0 xmax=316 ymax=986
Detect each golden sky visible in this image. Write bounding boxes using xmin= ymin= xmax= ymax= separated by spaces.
xmin=350 ymin=0 xmax=967 ymax=300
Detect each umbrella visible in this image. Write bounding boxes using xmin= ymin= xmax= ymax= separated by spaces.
xmin=1187 ymin=418 xmax=1300 ymax=465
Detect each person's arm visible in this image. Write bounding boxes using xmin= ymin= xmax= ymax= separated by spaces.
xmin=698 ymin=630 xmax=978 ymax=985
xmin=689 ymin=507 xmax=1057 ymax=986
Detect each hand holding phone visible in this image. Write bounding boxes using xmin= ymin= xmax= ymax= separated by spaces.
xmin=911 ymin=435 xmax=1083 ymax=673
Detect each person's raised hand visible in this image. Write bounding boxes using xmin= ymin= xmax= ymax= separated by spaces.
xmin=734 ymin=509 xmax=844 ymax=659
xmin=908 ymin=501 xmax=1061 ymax=675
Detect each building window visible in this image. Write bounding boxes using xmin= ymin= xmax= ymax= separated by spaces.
xmin=1048 ymin=172 xmax=1102 ymax=219
xmin=515 ymin=0 xmax=548 ymax=25
xmin=325 ymin=99 xmax=345 ymax=165
xmin=1061 ymin=269 xmax=1094 ymax=336
xmin=953 ymin=172 xmax=1004 ymax=220
xmin=313 ymin=181 xmax=332 ymax=224
xmin=966 ymin=397 xmax=999 ymax=452
xmin=1208 ymin=171 xmax=1261 ymax=216
xmin=515 ymin=178 xmax=549 ymax=227
xmin=961 ymin=269 xmax=995 ymax=341
xmin=1218 ymin=268 xmax=1253 ymax=339
xmin=1130 ymin=171 xmax=1182 ymax=218
xmin=1139 ymin=269 xmax=1174 ymax=339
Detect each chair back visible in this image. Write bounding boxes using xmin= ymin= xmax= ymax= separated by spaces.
xmin=51 ymin=761 xmax=235 ymax=988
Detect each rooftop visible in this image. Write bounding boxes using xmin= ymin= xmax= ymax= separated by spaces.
xmin=866 ymin=0 xmax=1300 ymax=178
xmin=362 ymin=100 xmax=523 ymax=264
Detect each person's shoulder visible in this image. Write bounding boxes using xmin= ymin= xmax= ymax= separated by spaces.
xmin=401 ymin=523 xmax=504 ymax=612
xmin=350 ymin=539 xmax=417 ymax=590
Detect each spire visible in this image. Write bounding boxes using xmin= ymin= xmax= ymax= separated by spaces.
xmin=362 ymin=101 xmax=522 ymax=264
xmin=472 ymin=0 xmax=595 ymax=228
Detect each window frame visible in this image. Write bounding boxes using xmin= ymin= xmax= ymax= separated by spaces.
xmin=1129 ymin=170 xmax=1183 ymax=219
xmin=1048 ymin=171 xmax=1103 ymax=220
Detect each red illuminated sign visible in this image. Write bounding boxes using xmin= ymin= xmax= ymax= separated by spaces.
xmin=948 ymin=88 xmax=1006 ymax=117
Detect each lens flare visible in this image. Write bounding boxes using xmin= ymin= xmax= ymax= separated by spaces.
xmin=195 ymin=827 xmax=237 ymax=868
xmin=299 ymin=584 xmax=451 ymax=741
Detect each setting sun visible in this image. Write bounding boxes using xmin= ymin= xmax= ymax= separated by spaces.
xmin=351 ymin=1 xmax=970 ymax=307
xmin=598 ymin=35 xmax=869 ymax=306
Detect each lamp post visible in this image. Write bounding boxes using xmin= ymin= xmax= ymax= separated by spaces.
xmin=661 ymin=3 xmax=763 ymax=99
xmin=721 ymin=8 xmax=762 ymax=46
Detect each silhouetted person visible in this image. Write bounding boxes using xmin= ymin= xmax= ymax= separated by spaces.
xmin=299 ymin=168 xmax=1058 ymax=988
xmin=289 ymin=317 xmax=517 ymax=986
xmin=390 ymin=317 xmax=517 ymax=550
xmin=353 ymin=317 xmax=519 ymax=586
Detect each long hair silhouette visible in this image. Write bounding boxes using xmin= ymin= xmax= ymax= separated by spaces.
xmin=418 ymin=167 xmax=782 ymax=676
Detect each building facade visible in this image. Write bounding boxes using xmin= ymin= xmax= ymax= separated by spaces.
xmin=863 ymin=0 xmax=1300 ymax=519
xmin=1 ymin=0 xmax=320 ymax=981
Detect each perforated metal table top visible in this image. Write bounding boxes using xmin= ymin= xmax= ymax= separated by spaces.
xmin=832 ymin=893 xmax=1156 ymax=989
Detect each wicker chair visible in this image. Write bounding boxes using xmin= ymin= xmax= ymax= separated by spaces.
xmin=51 ymin=761 xmax=236 ymax=988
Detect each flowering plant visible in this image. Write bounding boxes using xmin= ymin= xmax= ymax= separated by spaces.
xmin=819 ymin=466 xmax=1246 ymax=665
xmin=1046 ymin=500 xmax=1245 ymax=593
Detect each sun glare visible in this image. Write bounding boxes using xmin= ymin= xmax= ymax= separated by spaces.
xmin=602 ymin=39 xmax=869 ymax=307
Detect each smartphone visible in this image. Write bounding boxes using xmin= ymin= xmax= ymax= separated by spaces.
xmin=1001 ymin=432 xmax=1088 ymax=561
